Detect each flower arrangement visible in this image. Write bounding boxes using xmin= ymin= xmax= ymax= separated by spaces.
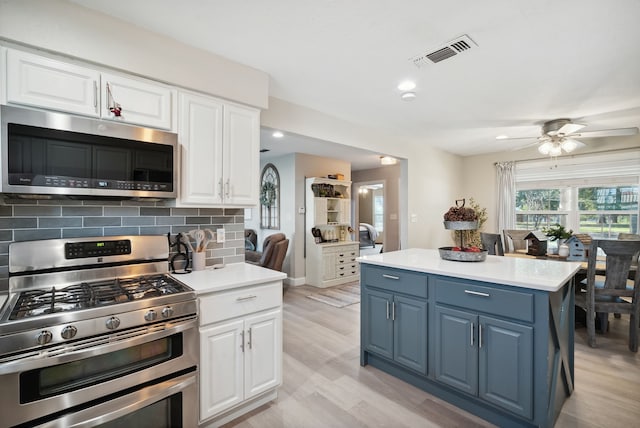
xmin=450 ymin=198 xmax=487 ymax=248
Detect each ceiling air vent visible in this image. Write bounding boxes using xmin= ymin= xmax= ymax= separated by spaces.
xmin=411 ymin=34 xmax=477 ymax=67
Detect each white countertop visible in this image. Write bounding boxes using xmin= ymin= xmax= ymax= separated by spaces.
xmin=357 ymin=248 xmax=581 ymax=292
xmin=171 ymin=262 xmax=287 ymax=295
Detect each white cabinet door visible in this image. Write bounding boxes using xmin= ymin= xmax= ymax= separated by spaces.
xmin=314 ymin=198 xmax=328 ymax=225
xmin=222 ymin=104 xmax=260 ymax=205
xmin=101 ymin=73 xmax=174 ymax=130
xmin=244 ymin=309 xmax=282 ymax=399
xmin=338 ymin=199 xmax=351 ymax=224
xmin=6 ymin=49 xmax=99 ymax=117
xmin=199 ymin=319 xmax=244 ymax=421
xmin=322 ymin=250 xmax=337 ymax=281
xmin=178 ymin=92 xmax=224 ymax=205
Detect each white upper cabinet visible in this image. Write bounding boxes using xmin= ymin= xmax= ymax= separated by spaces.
xmin=222 ymin=104 xmax=260 ymax=206
xmin=101 ymin=72 xmax=175 ymax=130
xmin=178 ymin=91 xmax=259 ymax=207
xmin=178 ymin=91 xmax=224 ymax=205
xmin=5 ymin=49 xmax=175 ymax=130
xmin=6 ymin=49 xmax=100 ymax=117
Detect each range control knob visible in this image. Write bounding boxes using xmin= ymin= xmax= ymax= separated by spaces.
xmin=61 ymin=325 xmax=78 ymax=340
xmin=144 ymin=309 xmax=157 ymax=322
xmin=36 ymin=330 xmax=53 ymax=345
xmin=105 ymin=316 xmax=121 ymax=330
xmin=161 ymin=306 xmax=174 ymax=318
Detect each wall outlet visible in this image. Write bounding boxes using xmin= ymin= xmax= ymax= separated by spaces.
xmin=216 ymin=228 xmax=225 ymax=243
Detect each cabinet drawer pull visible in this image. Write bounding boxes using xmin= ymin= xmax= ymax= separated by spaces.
xmin=391 ymin=302 xmax=396 ymax=321
xmin=338 ymin=253 xmax=344 ymax=257
xmin=248 ymin=328 xmax=253 ymax=349
xmin=470 ymin=323 xmax=474 ymax=347
xmin=382 ymin=274 xmax=400 ymax=280
xmin=464 ymin=290 xmax=490 ymax=297
xmin=386 ymin=301 xmax=390 ymax=320
xmin=240 ymin=330 xmax=245 ymax=352
xmin=236 ymin=295 xmax=257 ymax=302
xmin=479 ymin=324 xmax=483 ymax=348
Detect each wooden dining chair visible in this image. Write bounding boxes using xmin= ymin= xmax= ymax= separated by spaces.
xmin=574 ymin=239 xmax=640 ymax=352
xmin=502 ymin=229 xmax=531 ymax=253
xmin=480 ymin=232 xmax=504 ymax=256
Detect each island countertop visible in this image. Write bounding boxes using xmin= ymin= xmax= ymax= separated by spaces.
xmin=170 ymin=262 xmax=286 ymax=295
xmin=357 ymin=248 xmax=581 ymax=292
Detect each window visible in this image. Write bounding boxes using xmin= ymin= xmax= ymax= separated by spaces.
xmin=513 ymin=150 xmax=640 ymax=238
xmin=259 ymin=164 xmax=280 ymax=229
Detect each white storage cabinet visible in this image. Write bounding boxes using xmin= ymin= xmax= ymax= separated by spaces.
xmin=198 ymin=281 xmax=282 ymax=424
xmin=5 ymin=48 xmax=175 ymax=130
xmin=178 ymin=91 xmax=259 ymax=207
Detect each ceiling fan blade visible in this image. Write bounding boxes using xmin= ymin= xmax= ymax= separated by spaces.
xmin=574 ymin=127 xmax=639 ymax=138
xmin=557 ymin=122 xmax=585 ymax=135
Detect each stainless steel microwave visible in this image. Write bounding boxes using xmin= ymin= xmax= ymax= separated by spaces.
xmin=0 ymin=105 xmax=177 ymax=199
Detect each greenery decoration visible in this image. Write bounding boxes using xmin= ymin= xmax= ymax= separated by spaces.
xmin=542 ymin=223 xmax=573 ymax=241
xmin=259 ymin=181 xmax=277 ymax=207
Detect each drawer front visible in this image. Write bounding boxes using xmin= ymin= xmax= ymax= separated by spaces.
xmin=199 ymin=281 xmax=282 ymax=325
xmin=337 ymin=263 xmax=358 ymax=278
xmin=362 ymin=265 xmax=427 ymax=298
xmin=434 ymin=277 xmax=534 ymax=322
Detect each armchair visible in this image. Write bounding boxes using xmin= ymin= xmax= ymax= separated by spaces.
xmin=246 ymin=233 xmax=289 ymax=272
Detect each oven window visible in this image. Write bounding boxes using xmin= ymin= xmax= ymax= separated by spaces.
xmin=98 ymin=392 xmax=183 ymax=428
xmin=20 ymin=333 xmax=183 ymax=403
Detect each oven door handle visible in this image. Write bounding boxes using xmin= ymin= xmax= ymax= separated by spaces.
xmin=34 ymin=371 xmax=198 ymax=428
xmin=0 ymin=316 xmax=197 ymax=375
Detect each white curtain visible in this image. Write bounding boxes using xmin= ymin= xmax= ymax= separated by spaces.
xmin=496 ymin=162 xmax=516 ymax=232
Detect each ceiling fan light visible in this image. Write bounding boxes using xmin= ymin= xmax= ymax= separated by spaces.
xmin=560 ymin=138 xmax=579 ymax=153
xmin=549 ymin=144 xmax=563 ymax=157
xmin=538 ymin=141 xmax=553 ymax=155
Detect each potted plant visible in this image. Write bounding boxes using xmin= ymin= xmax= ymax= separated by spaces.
xmin=542 ymin=223 xmax=573 ymax=254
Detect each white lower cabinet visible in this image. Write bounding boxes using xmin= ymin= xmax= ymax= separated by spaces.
xmin=198 ymin=282 xmax=282 ymax=425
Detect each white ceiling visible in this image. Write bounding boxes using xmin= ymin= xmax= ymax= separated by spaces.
xmin=70 ymin=0 xmax=640 ymax=167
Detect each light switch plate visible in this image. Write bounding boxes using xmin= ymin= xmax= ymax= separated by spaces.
xmin=216 ymin=228 xmax=225 ymax=243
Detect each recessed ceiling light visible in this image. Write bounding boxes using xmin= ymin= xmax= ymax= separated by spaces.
xmin=397 ymin=80 xmax=416 ymax=91
xmin=272 ymin=131 xmax=284 ymax=138
xmin=400 ymin=92 xmax=416 ymax=101
xmin=495 ymin=135 xmax=509 ymax=140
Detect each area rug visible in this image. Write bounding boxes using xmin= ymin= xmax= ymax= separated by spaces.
xmin=306 ymin=282 xmax=360 ymax=308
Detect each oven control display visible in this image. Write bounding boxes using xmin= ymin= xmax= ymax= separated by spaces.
xmin=65 ymin=240 xmax=132 ymax=259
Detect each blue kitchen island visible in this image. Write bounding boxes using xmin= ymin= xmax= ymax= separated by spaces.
xmin=358 ymin=248 xmax=581 ymax=428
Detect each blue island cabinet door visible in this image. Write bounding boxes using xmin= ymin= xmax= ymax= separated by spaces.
xmin=393 ymin=295 xmax=427 ymax=374
xmin=363 ymin=288 xmax=394 ymax=359
xmin=479 ymin=316 xmax=533 ymax=420
xmin=434 ymin=305 xmax=477 ymax=395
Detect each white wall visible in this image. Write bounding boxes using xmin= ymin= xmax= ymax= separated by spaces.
xmin=461 ymin=136 xmax=640 ymax=234
xmin=262 ymin=97 xmax=465 ymax=250
xmin=0 ymin=0 xmax=268 ymax=108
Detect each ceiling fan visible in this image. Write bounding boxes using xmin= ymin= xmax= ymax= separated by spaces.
xmin=507 ymin=118 xmax=638 ymax=156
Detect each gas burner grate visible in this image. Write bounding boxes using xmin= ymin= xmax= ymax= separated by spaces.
xmin=9 ymin=274 xmax=188 ymax=320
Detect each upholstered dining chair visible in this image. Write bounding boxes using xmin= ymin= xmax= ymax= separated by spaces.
xmin=480 ymin=232 xmax=504 ymax=256
xmin=502 ymin=229 xmax=531 ymax=253
xmin=574 ymin=239 xmax=640 ymax=352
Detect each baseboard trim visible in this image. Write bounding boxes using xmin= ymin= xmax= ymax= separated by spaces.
xmin=285 ymin=276 xmax=306 ymax=286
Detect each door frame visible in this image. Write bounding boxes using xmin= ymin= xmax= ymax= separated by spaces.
xmin=353 ymin=179 xmax=387 ymax=249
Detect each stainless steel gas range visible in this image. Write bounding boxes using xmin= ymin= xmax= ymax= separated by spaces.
xmin=0 ymin=235 xmax=198 ymax=427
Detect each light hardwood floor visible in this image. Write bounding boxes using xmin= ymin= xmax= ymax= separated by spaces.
xmin=224 ymin=285 xmax=640 ymax=428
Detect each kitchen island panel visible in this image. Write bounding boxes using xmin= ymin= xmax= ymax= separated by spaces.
xmin=359 ymin=250 xmax=575 ymax=428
